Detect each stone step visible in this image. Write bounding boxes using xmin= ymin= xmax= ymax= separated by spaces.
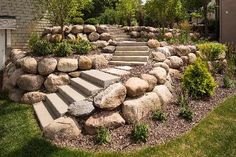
xmin=116 ymin=41 xmax=147 ymax=46
xmin=71 ymin=77 xmax=102 ymax=96
xmin=58 ymin=85 xmax=86 ymax=104
xmin=115 ymin=51 xmax=150 ymax=56
xmin=109 ymin=61 xmax=147 ymax=66
xmin=101 ymin=68 xmax=130 ymax=76
xmin=33 ymin=102 xmax=55 ymax=128
xmin=114 ymin=38 xmax=136 ymax=41
xmin=45 ymin=93 xmax=68 ymax=117
xmin=109 ymin=32 xmax=126 ymax=35
xmin=115 ymin=66 xmax=133 ymax=71
xmin=112 ymin=35 xmax=130 ymax=38
xmin=80 ymin=70 xmax=120 ymax=88
xmin=116 ymin=46 xmax=149 ymax=51
xmin=112 ymin=56 xmax=149 ymax=62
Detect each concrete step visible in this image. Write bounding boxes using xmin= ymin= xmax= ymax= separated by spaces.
xmin=112 ymin=56 xmax=149 ymax=62
xmin=58 ymin=85 xmax=86 ymax=104
xmin=115 ymin=51 xmax=150 ymax=56
xmin=116 ymin=41 xmax=147 ymax=46
xmin=114 ymin=38 xmax=136 ymax=41
xmin=33 ymin=101 xmax=55 ymax=128
xmin=45 ymin=93 xmax=68 ymax=117
xmin=71 ymin=77 xmax=102 ymax=96
xmin=116 ymin=46 xmax=149 ymax=51
xmin=101 ymin=68 xmax=130 ymax=76
xmin=80 ymin=70 xmax=120 ymax=88
xmin=112 ymin=35 xmax=130 ymax=38
xmin=109 ymin=61 xmax=147 ymax=66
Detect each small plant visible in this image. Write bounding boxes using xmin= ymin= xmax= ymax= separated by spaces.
xmin=54 ymin=41 xmax=73 ymax=57
xmin=179 ymin=107 xmax=194 ymax=122
xmin=131 ymin=123 xmax=149 ymax=143
xmin=223 ymin=75 xmax=235 ymax=88
xmin=182 ymin=59 xmax=217 ymax=99
xmin=32 ymin=40 xmax=52 ymax=56
xmin=85 ymin=18 xmax=99 ymax=25
xmin=176 ymin=90 xmax=190 ymax=107
xmin=28 ymin=33 xmax=40 ymax=50
xmin=73 ymin=40 xmax=92 ymax=54
xmin=152 ymin=110 xmax=167 ymax=122
xmin=95 ymin=127 xmax=111 ymax=145
xmin=70 ymin=17 xmax=84 ymax=25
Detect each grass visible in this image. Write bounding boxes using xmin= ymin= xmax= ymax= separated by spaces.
xmin=0 ymin=93 xmax=236 ymax=157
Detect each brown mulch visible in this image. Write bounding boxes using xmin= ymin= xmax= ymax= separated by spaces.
xmin=50 ymin=76 xmax=236 ymax=152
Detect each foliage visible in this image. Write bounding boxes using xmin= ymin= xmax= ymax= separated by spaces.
xmin=177 ymin=90 xmax=190 ymax=107
xmin=152 ymin=110 xmax=167 ymax=122
xmin=179 ymin=106 xmax=194 ymax=122
xmin=95 ymin=127 xmax=111 ymax=145
xmin=69 ymin=17 xmax=84 ymax=25
xmin=225 ymin=43 xmax=236 ymax=77
xmin=28 ymin=33 xmax=40 ymax=50
xmin=223 ymin=75 xmax=235 ymax=89
xmin=85 ymin=18 xmax=99 ymax=25
xmin=99 ymin=8 xmax=119 ymax=24
xmin=73 ymin=40 xmax=92 ymax=54
xmin=197 ymin=42 xmax=227 ymax=61
xmin=131 ymin=123 xmax=149 ymax=143
xmin=182 ymin=59 xmax=217 ymax=99
xmin=32 ymin=40 xmax=52 ymax=56
xmin=54 ymin=41 xmax=73 ymax=57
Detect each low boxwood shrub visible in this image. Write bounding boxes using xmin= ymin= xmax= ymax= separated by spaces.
xmin=32 ymin=40 xmax=52 ymax=56
xmin=70 ymin=17 xmax=84 ymax=25
xmin=95 ymin=127 xmax=111 ymax=145
xmin=85 ymin=18 xmax=99 ymax=25
xmin=131 ymin=123 xmax=149 ymax=143
xmin=182 ymin=59 xmax=217 ymax=99
xmin=179 ymin=107 xmax=194 ymax=122
xmin=54 ymin=41 xmax=73 ymax=57
xmin=28 ymin=33 xmax=40 ymax=50
xmin=73 ymin=40 xmax=92 ymax=55
xmin=152 ymin=110 xmax=167 ymax=122
xmin=223 ymin=75 xmax=235 ymax=88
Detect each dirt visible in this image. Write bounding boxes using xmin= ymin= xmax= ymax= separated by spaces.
xmin=50 ymin=75 xmax=236 ymax=152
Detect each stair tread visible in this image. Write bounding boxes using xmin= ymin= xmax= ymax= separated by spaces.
xmin=33 ymin=102 xmax=54 ymax=128
xmin=58 ymin=85 xmax=86 ymax=103
xmin=109 ymin=61 xmax=147 ymax=66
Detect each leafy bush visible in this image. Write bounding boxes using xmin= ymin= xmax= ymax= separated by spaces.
xmin=32 ymin=40 xmax=52 ymax=56
xmin=73 ymin=40 xmax=92 ymax=54
xmin=223 ymin=75 xmax=235 ymax=88
xmin=70 ymin=17 xmax=84 ymax=25
xmin=131 ymin=124 xmax=149 ymax=143
xmin=28 ymin=33 xmax=40 ymax=50
xmin=179 ymin=107 xmax=194 ymax=122
xmin=152 ymin=110 xmax=167 ymax=122
xmin=182 ymin=59 xmax=217 ymax=99
xmin=177 ymin=90 xmax=190 ymax=107
xmin=54 ymin=41 xmax=73 ymax=57
xmin=85 ymin=18 xmax=99 ymax=25
xmin=197 ymin=42 xmax=227 ymax=61
xmin=95 ymin=127 xmax=111 ymax=145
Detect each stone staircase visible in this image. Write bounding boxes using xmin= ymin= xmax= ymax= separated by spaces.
xmin=107 ymin=26 xmax=150 ymax=66
xmin=33 ymin=69 xmax=120 ymax=129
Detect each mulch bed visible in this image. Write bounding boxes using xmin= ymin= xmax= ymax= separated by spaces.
xmin=51 ymin=75 xmax=236 ymax=152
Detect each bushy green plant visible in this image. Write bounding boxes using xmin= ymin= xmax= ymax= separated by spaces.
xmin=85 ymin=18 xmax=99 ymax=25
xmin=95 ymin=127 xmax=111 ymax=145
xmin=179 ymin=107 xmax=194 ymax=122
xmin=32 ymin=40 xmax=52 ymax=56
xmin=223 ymin=75 xmax=235 ymax=88
xmin=197 ymin=42 xmax=227 ymax=61
xmin=28 ymin=33 xmax=40 ymax=50
xmin=70 ymin=17 xmax=84 ymax=24
xmin=177 ymin=90 xmax=189 ymax=107
xmin=73 ymin=40 xmax=92 ymax=54
xmin=152 ymin=110 xmax=167 ymax=122
xmin=131 ymin=124 xmax=149 ymax=143
xmin=182 ymin=59 xmax=217 ymax=99
xmin=54 ymin=41 xmax=73 ymax=57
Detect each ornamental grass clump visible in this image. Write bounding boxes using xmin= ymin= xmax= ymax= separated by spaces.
xmin=131 ymin=123 xmax=149 ymax=143
xmin=95 ymin=127 xmax=111 ymax=145
xmin=152 ymin=110 xmax=167 ymax=122
xmin=182 ymin=59 xmax=217 ymax=99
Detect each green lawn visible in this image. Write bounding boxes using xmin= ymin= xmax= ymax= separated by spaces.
xmin=1 ymin=93 xmax=236 ymax=157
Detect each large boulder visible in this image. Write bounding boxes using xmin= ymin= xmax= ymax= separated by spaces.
xmin=130 ymin=31 xmax=140 ymax=38
xmin=71 ymin=25 xmax=83 ymax=34
xmin=94 ymin=83 xmax=127 ymax=110
xmin=67 ymin=33 xmax=76 ymax=41
xmin=122 ymin=92 xmax=162 ymax=124
xmin=17 ymin=74 xmax=44 ymax=91
xmin=169 ymin=68 xmax=182 ymax=79
xmin=100 ymin=33 xmax=112 ymax=41
xmin=156 ymin=47 xmax=171 ymax=57
xmin=96 ymin=25 xmax=108 ymax=34
xmin=188 ymin=53 xmax=197 ymax=64
xmin=153 ymin=85 xmax=173 ymax=104
xmin=147 ymin=39 xmax=160 ymax=48
xmin=149 ymin=67 xmax=167 ymax=84
xmin=153 ymin=62 xmax=169 ymax=73
xmin=57 ymin=58 xmax=78 ymax=72
xmin=44 ymin=117 xmax=81 ymax=140
xmin=176 ymin=45 xmax=191 ymax=56
xmin=88 ymin=32 xmax=100 ymax=42
xmin=140 ymin=74 xmax=157 ymax=92
xmin=44 ymin=73 xmax=70 ymax=93
xmin=164 ymin=32 xmax=173 ymax=39
xmin=85 ymin=112 xmax=125 ymax=134
xmin=8 ymin=88 xmax=25 ymax=102
xmin=51 ymin=26 xmax=62 ymax=34
xmin=51 ymin=34 xmax=63 ymax=43
xmin=78 ymin=56 xmax=92 ymax=70
xmin=92 ymin=40 xmax=109 ymax=48
xmin=84 ymin=25 xmax=96 ymax=33
xmin=8 ymin=68 xmax=24 ymax=87
xmin=38 ymin=58 xmax=57 ymax=76
xmin=103 ymin=46 xmax=116 ymax=53
xmin=169 ymin=56 xmax=184 ymax=69
xmin=10 ymin=49 xmax=27 ymax=64
xmin=20 ymin=57 xmax=38 ymax=74
xmin=21 ymin=92 xmax=46 ymax=104
xmin=90 ymin=55 xmax=108 ymax=69
xmin=77 ymin=33 xmax=88 ymax=41
xmin=125 ymin=77 xmax=149 ymax=97
xmin=68 ymin=100 xmax=95 ymax=117
xmin=152 ymin=51 xmax=166 ymax=62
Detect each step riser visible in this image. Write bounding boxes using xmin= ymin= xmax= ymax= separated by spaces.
xmin=109 ymin=61 xmax=146 ymax=66
xmin=116 ymin=46 xmax=149 ymax=51
xmin=116 ymin=42 xmax=147 ymax=46
xmin=112 ymin=56 xmax=148 ymax=62
xmin=70 ymin=80 xmax=100 ymax=96
xmin=115 ymin=51 xmax=149 ymax=56
xmin=114 ymin=38 xmax=136 ymax=41
xmin=58 ymin=88 xmax=76 ymax=104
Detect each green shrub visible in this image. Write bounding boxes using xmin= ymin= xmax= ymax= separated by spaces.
xmin=73 ymin=40 xmax=92 ymax=54
xmin=182 ymin=59 xmax=217 ymax=99
xmin=28 ymin=33 xmax=40 ymax=50
xmin=54 ymin=41 xmax=73 ymax=57
xmin=152 ymin=110 xmax=167 ymax=122
xmin=95 ymin=127 xmax=111 ymax=145
xmin=223 ymin=75 xmax=235 ymax=88
xmin=179 ymin=107 xmax=194 ymax=122
xmin=197 ymin=42 xmax=227 ymax=61
xmin=32 ymin=40 xmax=52 ymax=56
xmin=131 ymin=124 xmax=149 ymax=143
xmin=177 ymin=90 xmax=189 ymax=107
xmin=85 ymin=18 xmax=99 ymax=25
xmin=70 ymin=17 xmax=84 ymax=25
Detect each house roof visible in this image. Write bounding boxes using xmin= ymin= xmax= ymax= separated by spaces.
xmin=0 ymin=16 xmax=16 ymax=30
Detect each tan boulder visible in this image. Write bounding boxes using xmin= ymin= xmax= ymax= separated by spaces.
xmin=125 ymin=77 xmax=149 ymax=97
